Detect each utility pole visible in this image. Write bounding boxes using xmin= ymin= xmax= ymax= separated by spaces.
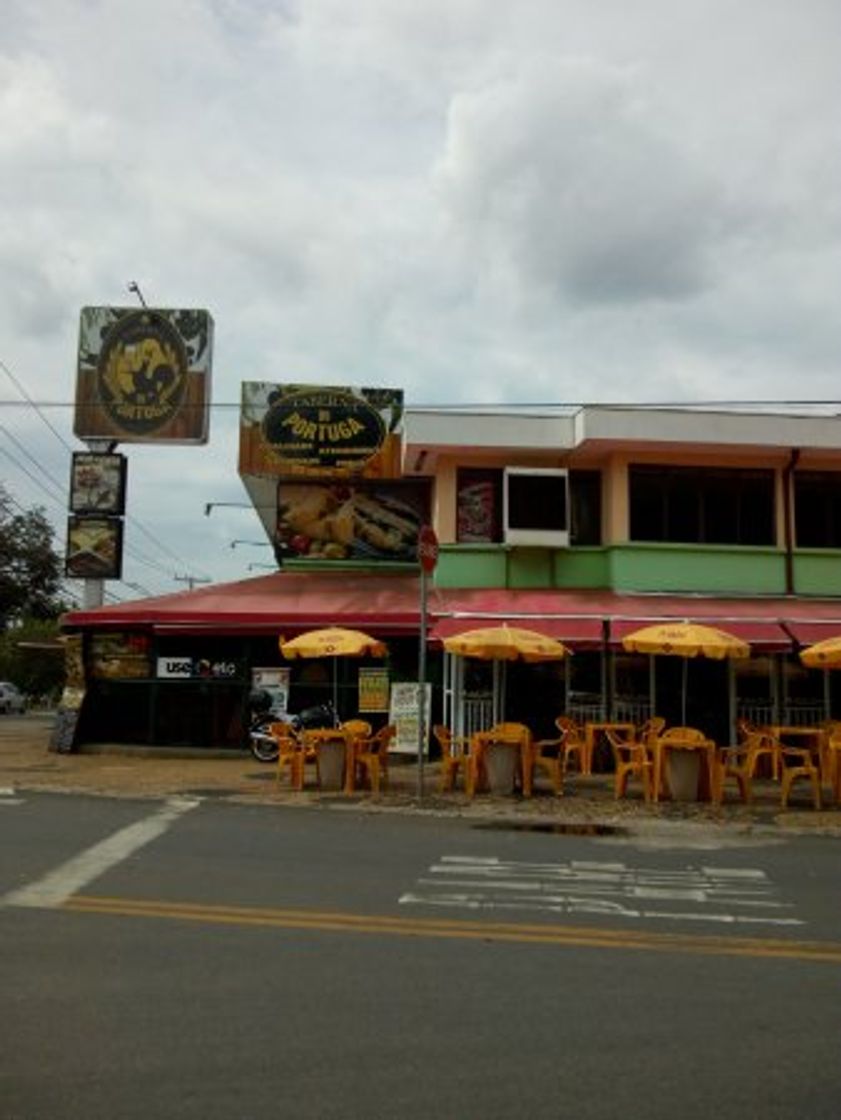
xmin=173 ymin=574 xmax=212 ymax=591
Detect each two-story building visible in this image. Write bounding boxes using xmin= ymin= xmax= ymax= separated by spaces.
xmin=62 ymin=397 xmax=841 ymax=750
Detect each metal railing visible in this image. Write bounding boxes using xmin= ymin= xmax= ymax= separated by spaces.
xmin=781 ymin=703 xmax=826 ymax=726
xmin=463 ymin=696 xmax=494 ymax=737
xmin=611 ymin=697 xmax=651 ymax=724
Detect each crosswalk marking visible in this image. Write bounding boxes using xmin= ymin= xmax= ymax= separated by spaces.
xmin=400 ymin=856 xmax=804 ymax=927
xmin=1 ymin=797 xmax=199 ymax=908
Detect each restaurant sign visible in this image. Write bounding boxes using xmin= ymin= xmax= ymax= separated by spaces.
xmin=74 ymin=306 xmax=213 ymax=444
xmin=239 ymin=383 xmax=403 ymax=479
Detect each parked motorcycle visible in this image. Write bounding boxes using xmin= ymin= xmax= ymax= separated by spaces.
xmin=248 ymin=693 xmax=338 ymax=762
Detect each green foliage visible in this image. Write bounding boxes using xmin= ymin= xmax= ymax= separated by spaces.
xmin=0 ymin=485 xmax=65 ymax=628
xmin=0 ymin=617 xmax=65 ymax=699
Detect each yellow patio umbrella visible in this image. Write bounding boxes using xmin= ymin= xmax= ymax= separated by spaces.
xmin=280 ymin=627 xmax=387 ymax=714
xmin=621 ymin=622 xmax=750 ymax=724
xmin=799 ymin=636 xmax=841 ymax=669
xmin=443 ymin=624 xmax=570 ymax=663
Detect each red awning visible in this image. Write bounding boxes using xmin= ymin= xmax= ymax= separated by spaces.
xmin=783 ymin=620 xmax=841 ymax=647
xmin=62 ymin=572 xmax=428 ymax=636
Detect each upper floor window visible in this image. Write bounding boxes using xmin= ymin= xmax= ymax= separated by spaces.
xmin=629 ymin=465 xmax=775 ymax=546
xmin=794 ymin=472 xmax=841 ymax=548
xmin=455 ymin=467 xmax=601 ymax=545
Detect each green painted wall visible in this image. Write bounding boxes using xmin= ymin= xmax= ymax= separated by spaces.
xmin=434 ymin=542 xmax=792 ymax=595
xmin=609 ymin=544 xmax=786 ymax=595
xmin=792 ymin=551 xmax=841 ymax=596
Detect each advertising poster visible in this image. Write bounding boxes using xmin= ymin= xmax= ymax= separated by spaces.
xmin=65 ymin=516 xmax=123 ymax=580
xmin=358 ymin=668 xmax=390 ymax=713
xmin=239 ymin=383 xmax=403 ymax=479
xmin=389 ymin=681 xmax=432 ymax=756
xmin=276 ymin=479 xmax=428 ymax=562
xmin=74 ymin=306 xmax=213 ymax=444
xmin=252 ymin=667 xmax=291 ymax=716
xmin=157 ymin=657 xmax=241 ymax=681
xmin=90 ymin=632 xmax=151 ymax=679
xmin=70 ymin=451 xmax=127 ymax=515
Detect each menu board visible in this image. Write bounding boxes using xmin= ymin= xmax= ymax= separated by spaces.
xmin=388 ymin=681 xmax=432 ymax=756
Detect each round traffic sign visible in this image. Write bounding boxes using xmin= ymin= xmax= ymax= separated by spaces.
xmin=417 ymin=524 xmax=439 ymax=573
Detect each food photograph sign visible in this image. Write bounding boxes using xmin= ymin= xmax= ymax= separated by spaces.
xmin=239 ymin=383 xmax=403 ymax=479
xmin=74 ymin=306 xmax=213 ymax=444
xmin=69 ymin=452 xmax=127 ymax=515
xmin=275 ymin=480 xmax=428 ymax=562
xmin=65 ymin=516 xmax=124 ymax=579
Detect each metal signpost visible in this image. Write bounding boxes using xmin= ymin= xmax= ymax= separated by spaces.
xmin=416 ymin=524 xmax=439 ymax=799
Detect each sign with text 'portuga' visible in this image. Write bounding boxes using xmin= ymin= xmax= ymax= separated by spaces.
xmin=239 ymin=383 xmax=403 ymax=479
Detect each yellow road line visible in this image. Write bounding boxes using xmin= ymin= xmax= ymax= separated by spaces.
xmin=61 ymin=895 xmax=841 ymax=964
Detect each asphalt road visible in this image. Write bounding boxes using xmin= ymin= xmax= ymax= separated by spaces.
xmin=2 ymin=791 xmax=840 ymax=1119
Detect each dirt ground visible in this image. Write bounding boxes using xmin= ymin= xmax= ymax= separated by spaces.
xmin=2 ymin=712 xmax=840 ymax=837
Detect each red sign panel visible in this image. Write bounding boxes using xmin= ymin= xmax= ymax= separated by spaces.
xmin=417 ymin=524 xmax=439 ymax=573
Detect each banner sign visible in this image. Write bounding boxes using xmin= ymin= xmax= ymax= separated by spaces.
xmin=239 ymin=383 xmax=403 ymax=479
xmin=69 ymin=451 xmax=127 ymax=515
xmin=74 ymin=307 xmax=213 ymax=444
xmin=157 ymin=657 xmax=241 ymax=680
xmin=276 ymin=480 xmax=428 ymax=561
xmin=389 ymin=681 xmax=432 ymax=755
xmin=65 ymin=516 xmax=123 ymax=580
xmin=358 ymin=668 xmax=390 ymax=713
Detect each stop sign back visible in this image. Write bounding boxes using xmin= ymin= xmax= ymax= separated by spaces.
xmin=417 ymin=524 xmax=439 ymax=573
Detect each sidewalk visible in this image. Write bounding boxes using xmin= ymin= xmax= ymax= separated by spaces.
xmin=2 ymin=713 xmax=840 ymax=836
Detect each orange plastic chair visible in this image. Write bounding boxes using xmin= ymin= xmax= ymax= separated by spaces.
xmin=350 ymin=724 xmax=396 ymax=794
xmin=823 ymin=732 xmax=841 ymax=804
xmin=435 ymin=726 xmax=473 ymax=793
xmin=779 ymin=741 xmax=822 ymax=809
xmin=554 ymin=715 xmax=588 ymax=773
xmin=270 ymin=721 xmax=305 ymax=789
xmin=712 ymin=731 xmax=774 ymax=804
xmin=605 ymin=727 xmax=653 ymax=801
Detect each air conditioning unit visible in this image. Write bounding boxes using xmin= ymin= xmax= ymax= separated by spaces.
xmin=503 ymin=467 xmax=569 ymax=547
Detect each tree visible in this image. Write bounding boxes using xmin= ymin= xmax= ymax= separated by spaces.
xmin=0 ymin=485 xmax=65 ymax=629
xmin=0 ymin=616 xmax=65 ymax=700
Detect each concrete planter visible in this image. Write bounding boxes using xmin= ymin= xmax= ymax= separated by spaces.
xmin=485 ymin=742 xmax=518 ymax=795
xmin=667 ymin=751 xmax=701 ymax=801
xmin=316 ymin=740 xmax=346 ymax=790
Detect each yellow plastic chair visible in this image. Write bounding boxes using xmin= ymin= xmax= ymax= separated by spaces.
xmin=435 ymin=726 xmax=473 ymax=793
xmin=712 ymin=731 xmax=774 ymax=804
xmin=779 ymin=741 xmax=822 ymax=809
xmin=825 ymin=732 xmax=841 ymax=804
xmin=531 ymin=716 xmax=588 ymax=795
xmin=350 ymin=724 xmax=396 ymax=794
xmin=606 ymin=727 xmax=653 ymax=802
xmin=554 ymin=715 xmax=588 ymax=773
xmin=270 ymin=721 xmax=304 ymax=790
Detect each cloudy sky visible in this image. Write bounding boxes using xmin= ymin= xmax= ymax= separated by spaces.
xmin=1 ymin=0 xmax=839 ymax=601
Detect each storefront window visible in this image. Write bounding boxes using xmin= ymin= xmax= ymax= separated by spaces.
xmin=794 ymin=471 xmax=841 ymax=548
xmin=629 ymin=465 xmax=775 ymax=545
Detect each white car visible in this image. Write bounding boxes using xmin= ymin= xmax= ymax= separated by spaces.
xmin=0 ymin=682 xmax=26 ymax=715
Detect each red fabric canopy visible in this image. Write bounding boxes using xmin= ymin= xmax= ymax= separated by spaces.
xmin=62 ymin=571 xmax=841 ymax=652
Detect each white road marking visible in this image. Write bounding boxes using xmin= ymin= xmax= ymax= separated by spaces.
xmin=400 ymin=856 xmax=804 ymax=927
xmin=1 ymin=797 xmax=199 ymax=909
xmin=0 ymin=788 xmax=22 ymax=805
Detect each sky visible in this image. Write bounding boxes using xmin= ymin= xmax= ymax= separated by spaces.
xmin=0 ymin=0 xmax=839 ymax=603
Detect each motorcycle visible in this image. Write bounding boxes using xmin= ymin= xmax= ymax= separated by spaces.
xmin=248 ymin=692 xmax=338 ymax=762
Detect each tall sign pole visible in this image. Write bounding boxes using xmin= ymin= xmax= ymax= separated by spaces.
xmin=416 ymin=524 xmax=439 ymax=800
